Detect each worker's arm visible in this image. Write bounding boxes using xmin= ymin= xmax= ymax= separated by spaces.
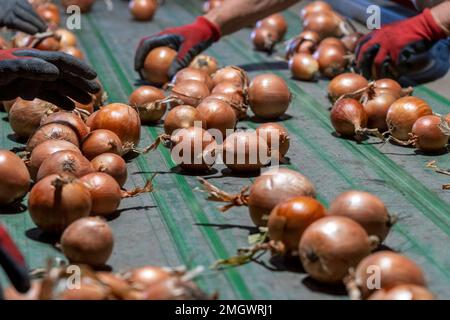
xmin=134 ymin=0 xmax=301 ymax=80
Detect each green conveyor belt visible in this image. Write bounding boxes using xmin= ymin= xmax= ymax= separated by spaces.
xmin=1 ymin=0 xmax=450 ymax=299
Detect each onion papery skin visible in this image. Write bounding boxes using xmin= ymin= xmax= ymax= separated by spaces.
xmin=141 ymin=47 xmax=177 ymax=86
xmin=211 ymin=66 xmax=249 ymax=88
xmin=203 ymin=93 xmax=247 ymax=120
xmin=368 ymin=285 xmax=434 ymax=300
xmin=248 ymin=168 xmax=316 ymax=227
xmin=256 ymin=122 xmax=290 ymax=158
xmin=197 ymin=98 xmax=237 ymax=138
xmin=299 ymin=216 xmax=372 ymax=284
xmin=170 ymin=80 xmax=210 ymax=107
xmin=172 ymin=67 xmax=214 ymax=90
xmin=129 ymin=0 xmax=158 ymax=21
xmin=81 ymin=129 xmax=123 ymax=160
xmin=163 ymin=105 xmax=205 ymax=135
xmin=125 ymin=266 xmax=172 ymax=290
xmin=268 ymin=196 xmax=325 ymax=253
xmin=28 ymin=174 xmax=92 ymax=234
xmin=59 ymin=46 xmax=84 ymax=59
xmin=300 ymin=1 xmax=333 ymax=19
xmin=251 ymin=26 xmax=280 ymax=52
xmin=61 ymin=0 xmax=96 ymax=13
xmin=386 ymin=97 xmax=433 ymax=141
xmin=289 ymin=53 xmax=319 ymax=81
xmin=61 ymin=216 xmax=114 ymax=267
xmin=27 ymin=123 xmax=80 ymax=152
xmin=411 ymin=115 xmax=449 ymax=153
xmin=129 ymin=86 xmax=166 ymax=121
xmin=342 ymin=32 xmax=363 ymax=53
xmin=55 ymin=29 xmax=77 ymax=47
xmin=37 ymin=150 xmax=94 ymax=181
xmin=363 ymin=92 xmax=398 ymax=133
xmin=189 ymin=55 xmax=219 ymax=75
xmin=330 ymin=98 xmax=368 ymax=137
xmin=80 ymin=173 xmax=122 ymax=216
xmin=91 ymin=153 xmax=128 ymax=187
xmin=313 ymin=43 xmax=347 ymax=78
xmin=0 ymin=150 xmax=30 ymax=205
xmin=328 ymin=73 xmax=368 ymax=102
xmin=40 ymin=111 xmax=89 ymax=140
xmin=303 ymin=11 xmax=343 ymax=39
xmin=256 ymin=13 xmax=288 ymax=39
xmin=37 ymin=3 xmax=60 ymax=25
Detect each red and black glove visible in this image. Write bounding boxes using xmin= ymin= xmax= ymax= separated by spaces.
xmin=134 ymin=16 xmax=221 ymax=80
xmin=355 ymin=9 xmax=448 ymax=79
xmin=0 ymin=225 xmax=30 ymax=299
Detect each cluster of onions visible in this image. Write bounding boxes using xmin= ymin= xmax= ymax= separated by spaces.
xmin=251 ymin=13 xmax=287 ymax=52
xmin=129 ymin=0 xmax=158 ymax=21
xmin=13 ymin=31 xmax=61 ymax=52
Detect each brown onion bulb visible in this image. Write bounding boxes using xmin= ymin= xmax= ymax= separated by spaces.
xmin=40 ymin=111 xmax=89 ymax=140
xmin=37 ymin=3 xmax=60 ymax=25
xmin=55 ymin=29 xmax=77 ymax=47
xmin=320 ymin=37 xmax=346 ymax=51
xmin=327 ymin=191 xmax=392 ymax=242
xmin=80 ymin=173 xmax=122 ymax=216
xmin=89 ymin=103 xmax=141 ymax=147
xmin=285 ymin=30 xmax=321 ymax=57
xmin=129 ymin=85 xmax=167 ymax=124
xmin=268 ymin=196 xmax=326 ymax=253
xmin=256 ymin=13 xmax=288 ymax=39
xmin=303 ymin=11 xmax=344 ymax=39
xmin=163 ymin=105 xmax=205 ymax=135
xmin=2 ymin=99 xmax=17 ymax=113
xmin=256 ymin=122 xmax=290 ymax=158
xmin=341 ymin=32 xmax=364 ymax=53
xmin=300 ymin=1 xmax=333 ymax=19
xmin=81 ymin=129 xmax=124 ymax=160
xmin=299 ymin=216 xmax=374 ymax=284
xmin=386 ymin=97 xmax=433 ymax=141
xmin=203 ymin=93 xmax=247 ymax=120
xmin=248 ymin=74 xmax=291 ymax=119
xmin=61 ymin=0 xmax=96 ymax=13
xmin=251 ymin=26 xmax=280 ymax=52
xmin=330 ymin=98 xmax=368 ymax=138
xmin=373 ymin=78 xmax=404 ymax=98
xmin=411 ymin=115 xmax=449 ymax=153
xmin=328 ymin=73 xmax=369 ymax=102
xmin=368 ymin=284 xmax=434 ymax=300
xmin=363 ymin=92 xmax=398 ymax=132
xmin=91 ymin=153 xmax=128 ymax=187
xmin=170 ymin=80 xmax=210 ymax=107
xmin=197 ymin=98 xmax=237 ymax=138
xmin=26 ymin=123 xmax=80 ymax=152
xmin=189 ymin=55 xmax=218 ymax=75
xmin=0 ymin=150 xmax=30 ymax=205
xmin=35 ymin=36 xmax=61 ymax=51
xmin=129 ymin=0 xmax=158 ymax=21
xmin=61 ymin=217 xmax=114 ymax=267
xmin=28 ymin=174 xmax=92 ymax=233
xmin=212 ymin=81 xmax=244 ymax=96
xmin=125 ymin=266 xmax=172 ymax=289
xmin=74 ymin=99 xmax=94 ymax=114
xmin=141 ymin=47 xmax=177 ymax=86
xmin=4 ymin=281 xmax=41 ymax=300
xmin=143 ymin=277 xmax=207 ymax=300
xmin=289 ymin=53 xmax=319 ymax=81
xmin=172 ymin=67 xmax=213 ymax=90
xmin=59 ymin=46 xmax=84 ymax=59
xmin=313 ymin=43 xmax=347 ymax=78
xmin=211 ymin=66 xmax=249 ymax=88
xmin=37 ymin=150 xmax=94 ymax=181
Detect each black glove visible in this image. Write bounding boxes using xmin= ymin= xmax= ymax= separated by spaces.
xmin=0 ymin=49 xmax=100 ymax=110
xmin=0 ymin=0 xmax=47 ymax=35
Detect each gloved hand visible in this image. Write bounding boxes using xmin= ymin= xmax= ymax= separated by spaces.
xmin=0 ymin=225 xmax=30 ymax=299
xmin=134 ymin=16 xmax=221 ymax=80
xmin=0 ymin=49 xmax=100 ymax=110
xmin=0 ymin=0 xmax=47 ymax=35
xmin=355 ymin=9 xmax=448 ymax=79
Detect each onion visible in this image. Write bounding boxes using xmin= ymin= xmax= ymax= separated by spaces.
xmin=373 ymin=78 xmax=405 ymax=98
xmin=211 ymin=66 xmax=249 ymax=88
xmin=172 ymin=67 xmax=213 ymax=90
xmin=300 ymin=1 xmax=333 ymax=19
xmin=212 ymin=81 xmax=244 ymax=96
xmin=141 ymin=47 xmax=177 ymax=86
xmin=27 ymin=123 xmax=79 ymax=152
xmin=197 ymin=98 xmax=237 ymax=138
xmin=256 ymin=13 xmax=288 ymax=39
xmin=81 ymin=129 xmax=124 ymax=160
xmin=129 ymin=0 xmax=158 ymax=21
xmin=409 ymin=115 xmax=449 ymax=153
xmin=319 ymin=37 xmax=346 ymax=51
xmin=36 ymin=150 xmax=94 ymax=181
xmin=61 ymin=0 xmax=96 ymax=13
xmin=251 ymin=26 xmax=280 ymax=52
xmin=2 ymin=99 xmax=17 ymax=113
xmin=189 ymin=55 xmax=218 ymax=75
xmin=299 ymin=216 xmax=374 ymax=284
xmin=89 ymin=103 xmax=141 ymax=147
xmin=35 ymin=36 xmax=61 ymax=51
xmin=91 ymin=153 xmax=128 ymax=187
xmin=203 ymin=93 xmax=247 ymax=120
xmin=86 ymin=111 xmax=98 ymax=128
xmin=129 ymin=86 xmax=167 ymax=124
xmin=28 ymin=174 xmax=92 ymax=233
xmin=368 ymin=284 xmax=434 ymax=300
xmin=268 ymin=196 xmax=325 ymax=253
xmin=61 ymin=217 xmax=114 ymax=267
xmin=256 ymin=122 xmax=290 ymax=158
xmin=79 ymin=173 xmax=122 ymax=216
xmin=342 ymin=32 xmax=363 ymax=53
xmin=0 ymin=35 xmax=11 ymax=50
xmin=74 ymin=99 xmax=94 ymax=114
xmin=96 ymin=272 xmax=141 ymax=300
xmin=28 ymin=140 xmax=81 ymax=180
xmin=170 ymin=80 xmax=210 ymax=107
xmin=313 ymin=43 xmax=347 ymax=78
xmin=303 ymin=11 xmax=344 ymax=39
xmin=55 ymin=29 xmax=77 ymax=48
xmin=386 ymin=97 xmax=433 ymax=141
xmin=143 ymin=277 xmax=208 ymax=300
xmin=363 ymin=92 xmax=398 ymax=133
xmin=327 ymin=73 xmax=368 ymax=102
xmin=163 ymin=105 xmax=205 ymax=135
xmin=0 ymin=150 xmax=30 ymax=205
xmin=248 ymin=74 xmax=291 ymax=119
xmin=327 ymin=191 xmax=393 ymax=242
xmin=9 ymin=98 xmax=57 ymax=139
xmin=350 ymin=251 xmax=426 ymax=299
xmin=40 ymin=111 xmax=89 ymax=140
xmin=124 ymin=266 xmax=172 ymax=289
xmin=330 ymin=98 xmax=372 ymax=138
xmin=4 ymin=281 xmax=42 ymax=300
xmin=37 ymin=3 xmax=60 ymax=25
xmin=59 ymin=46 xmax=84 ymax=59
xmin=289 ymin=53 xmax=319 ymax=81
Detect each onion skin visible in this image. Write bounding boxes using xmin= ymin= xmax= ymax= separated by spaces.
xmin=91 ymin=153 xmax=128 ymax=187
xmin=327 ymin=191 xmax=392 ymax=242
xmin=203 ymin=93 xmax=247 ymax=120
xmin=303 ymin=11 xmax=343 ymax=39
xmin=251 ymin=26 xmax=279 ymax=52
xmin=171 ymin=80 xmax=210 ymax=107
xmin=411 ymin=115 xmax=448 ymax=153
xmin=256 ymin=122 xmax=290 ymax=158
xmin=248 ymin=74 xmax=291 ymax=120
xmin=28 ymin=174 xmax=92 ymax=234
xmin=40 ymin=111 xmax=89 ymax=140
xmin=4 ymin=281 xmax=42 ymax=300
xmin=373 ymin=78 xmax=404 ymax=98
xmin=299 ymin=216 xmax=373 ymax=284
xmin=35 ymin=36 xmax=61 ymax=51
xmin=142 ymin=47 xmax=177 ymax=86
xmin=328 ymin=73 xmax=369 ymax=102
xmin=268 ymin=196 xmax=325 ymax=253
xmin=211 ymin=66 xmax=249 ymax=88
xmin=363 ymin=92 xmax=398 ymax=133
xmin=89 ymin=103 xmax=141 ymax=147
xmin=59 ymin=46 xmax=84 ymax=59
xmin=212 ymin=81 xmax=244 ymax=97
xmin=80 ymin=173 xmax=121 ymax=216
xmin=248 ymin=168 xmax=316 ymax=227
xmin=197 ymin=98 xmax=237 ymax=138
xmin=300 ymin=1 xmax=333 ymax=19
xmin=81 ymin=129 xmax=123 ymax=160
xmin=55 ymin=29 xmax=77 ymax=48
xmin=330 ymin=98 xmax=368 ymax=137
xmin=353 ymin=251 xmax=426 ymax=299
xmin=37 ymin=150 xmax=94 ymax=181
xmin=61 ymin=217 xmax=114 ymax=267
xmin=173 ymin=67 xmax=213 ymax=90
xmin=189 ymin=55 xmax=218 ymax=75
xmin=341 ymin=32 xmax=363 ymax=53
xmin=0 ymin=150 xmax=30 ymax=205
xmin=129 ymin=0 xmax=158 ymax=21
xmin=163 ymin=105 xmax=205 ymax=135
xmin=256 ymin=13 xmax=287 ymax=39
xmin=74 ymin=99 xmax=94 ymax=114
xmin=313 ymin=43 xmax=347 ymax=78
xmin=125 ymin=266 xmax=172 ymax=290
xmin=37 ymin=3 xmax=60 ymax=25
xmin=289 ymin=53 xmax=319 ymax=81
xmin=386 ymin=97 xmax=433 ymax=141
xmin=129 ymin=86 xmax=166 ymax=122
xmin=368 ymin=284 xmax=434 ymax=300
xmin=26 ymin=123 xmax=79 ymax=152
xmin=2 ymin=99 xmax=17 ymax=113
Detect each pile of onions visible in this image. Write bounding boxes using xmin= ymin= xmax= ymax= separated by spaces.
xmin=197 ymin=98 xmax=237 ymax=138
xmin=299 ymin=216 xmax=375 ymax=284
xmin=251 ymin=26 xmax=280 ymax=52
xmin=89 ymin=103 xmax=141 ymax=147
xmin=36 ymin=3 xmax=60 ymax=25
xmin=170 ymin=80 xmax=210 ymax=107
xmin=189 ymin=55 xmax=218 ymax=75
xmin=61 ymin=217 xmax=114 ymax=267
xmin=211 ymin=66 xmax=249 ymax=88
xmin=40 ymin=111 xmax=89 ymax=140
xmin=248 ymin=74 xmax=291 ymax=119
xmin=81 ymin=129 xmax=126 ymax=160
xmin=27 ymin=123 xmax=80 ymax=152
xmin=9 ymin=98 xmax=57 ymax=139
xmin=91 ymin=153 xmax=128 ymax=187
xmin=129 ymin=0 xmax=158 ymax=21
xmin=386 ymin=97 xmax=433 ymax=141
xmin=368 ymin=284 xmax=434 ymax=300
xmin=141 ymin=47 xmax=177 ymax=86
xmin=129 ymin=86 xmax=167 ymax=124
xmin=36 ymin=150 xmax=94 ymax=181
xmin=327 ymin=73 xmax=369 ymax=102
xmin=330 ymin=98 xmax=371 ymax=138
xmin=163 ymin=105 xmax=205 ymax=135
xmin=55 ymin=29 xmax=77 ymax=48
xmin=256 ymin=14 xmax=287 ymax=39
xmin=172 ymin=67 xmax=213 ymax=90
xmin=61 ymin=0 xmax=96 ymax=13
xmin=348 ymin=251 xmax=426 ymax=299
xmin=303 ymin=10 xmax=345 ymax=39
xmin=268 ymin=196 xmax=325 ymax=253
xmin=256 ymin=122 xmax=290 ymax=158
xmin=327 ymin=191 xmax=393 ymax=242
xmin=405 ymin=115 xmax=449 ymax=153
xmin=0 ymin=150 xmax=30 ymax=205
xmin=313 ymin=41 xmax=347 ymax=78
xmin=28 ymin=174 xmax=92 ymax=233
xmin=300 ymin=1 xmax=333 ymax=19
xmin=289 ymin=53 xmax=319 ymax=81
